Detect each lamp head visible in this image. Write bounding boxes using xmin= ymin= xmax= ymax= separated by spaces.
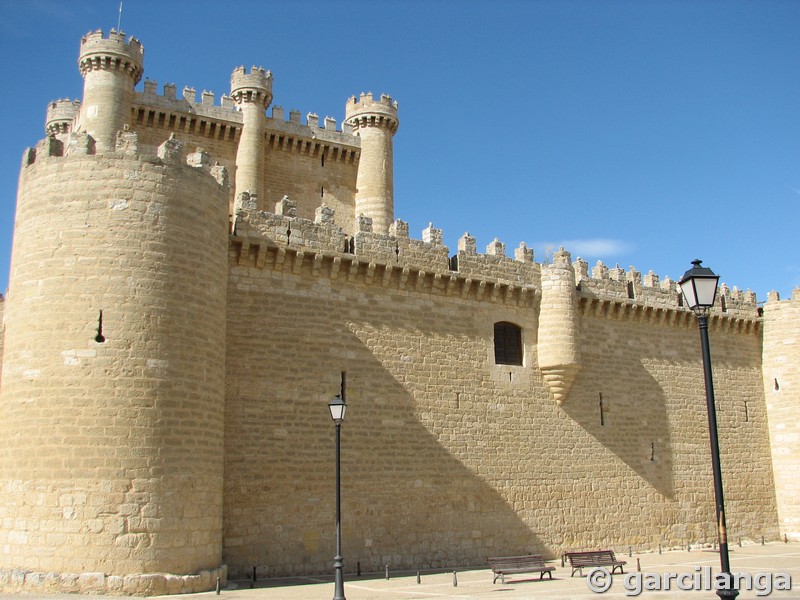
xmin=678 ymin=259 xmax=720 ymax=316
xmin=328 ymin=394 xmax=346 ymax=424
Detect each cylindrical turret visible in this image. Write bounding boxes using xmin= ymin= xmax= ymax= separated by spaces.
xmin=231 ymin=66 xmax=272 ymax=205
xmin=0 ymin=135 xmax=230 ymax=594
xmin=77 ymin=29 xmax=143 ymax=153
xmin=762 ymin=288 xmax=800 ymax=541
xmin=345 ymin=92 xmax=399 ymax=234
xmin=45 ymin=98 xmax=81 ymax=143
xmin=537 ymin=248 xmax=581 ymax=403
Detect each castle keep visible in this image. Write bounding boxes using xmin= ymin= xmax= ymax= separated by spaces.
xmin=0 ymin=30 xmax=797 ymax=596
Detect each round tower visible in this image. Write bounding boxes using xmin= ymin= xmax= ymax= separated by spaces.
xmin=231 ymin=66 xmax=272 ymax=205
xmin=345 ymin=92 xmax=399 ymax=234
xmin=0 ymin=132 xmax=230 ymax=592
xmin=762 ymin=288 xmax=800 ymax=541
xmin=537 ymin=248 xmax=582 ymax=403
xmin=45 ymin=98 xmax=81 ymax=143
xmin=77 ymin=29 xmax=143 ymax=152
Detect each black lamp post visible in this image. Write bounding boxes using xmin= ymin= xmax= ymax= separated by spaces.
xmin=678 ymin=259 xmax=738 ymax=600
xmin=328 ymin=394 xmax=347 ymax=600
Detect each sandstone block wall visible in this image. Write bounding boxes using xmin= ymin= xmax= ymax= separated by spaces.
xmin=222 ymin=219 xmax=778 ymax=578
xmin=130 ymin=88 xmax=360 ymax=221
xmin=0 ymin=146 xmax=229 ymax=594
xmin=762 ymin=291 xmax=800 ymax=540
xmin=0 ymin=27 xmax=793 ymax=595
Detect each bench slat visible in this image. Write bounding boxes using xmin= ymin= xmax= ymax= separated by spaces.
xmin=565 ymin=550 xmax=626 ymax=577
xmin=487 ymin=555 xmax=555 ymax=584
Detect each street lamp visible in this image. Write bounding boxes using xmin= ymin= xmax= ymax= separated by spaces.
xmin=678 ymin=259 xmax=738 ymax=600
xmin=328 ymin=394 xmax=347 ymax=600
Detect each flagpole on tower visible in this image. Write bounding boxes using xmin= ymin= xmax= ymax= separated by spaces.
xmin=117 ymin=1 xmax=123 ymax=31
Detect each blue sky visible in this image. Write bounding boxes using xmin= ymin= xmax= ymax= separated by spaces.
xmin=0 ymin=0 xmax=798 ymax=301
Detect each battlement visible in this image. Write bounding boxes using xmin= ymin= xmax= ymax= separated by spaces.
xmin=45 ymin=99 xmax=80 ymax=135
xmin=132 ymin=81 xmax=360 ymax=152
xmin=345 ymin=92 xmax=399 ymax=133
xmin=230 ymin=66 xmax=273 ymax=107
xmin=21 ymin=130 xmax=228 ymax=190
xmin=79 ymin=29 xmax=143 ymax=84
xmin=767 ymin=287 xmax=800 ymax=303
xmin=574 ymin=257 xmax=761 ymax=322
xmin=230 ymin=207 xmax=768 ymax=324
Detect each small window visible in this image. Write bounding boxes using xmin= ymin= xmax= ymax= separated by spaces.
xmin=494 ymin=322 xmax=522 ymax=365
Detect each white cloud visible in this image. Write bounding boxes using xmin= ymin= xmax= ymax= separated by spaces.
xmin=536 ymin=238 xmax=634 ymax=260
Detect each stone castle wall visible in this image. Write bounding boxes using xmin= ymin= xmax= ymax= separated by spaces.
xmin=0 ymin=138 xmax=230 ymax=595
xmin=0 ymin=294 xmax=4 ymax=388
xmin=762 ymin=291 xmax=800 ymax=541
xmin=130 ymin=83 xmax=360 ymax=221
xmin=221 ymin=209 xmax=779 ymax=578
xmin=0 ymin=26 xmax=796 ymax=596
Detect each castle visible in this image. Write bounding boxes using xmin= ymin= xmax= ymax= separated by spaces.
xmin=0 ymin=29 xmax=797 ymax=596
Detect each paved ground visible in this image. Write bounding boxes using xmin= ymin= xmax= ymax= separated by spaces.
xmin=3 ymin=542 xmax=797 ymax=600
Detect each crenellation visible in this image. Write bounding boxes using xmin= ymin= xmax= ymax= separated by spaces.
xmin=515 ymin=242 xmax=534 ymax=263
xmin=65 ymin=131 xmax=95 ymax=156
xmin=422 ymin=222 xmax=443 ymax=245
xmin=643 ymin=270 xmax=659 ymax=287
xmin=185 ymin=147 xmax=210 ymax=168
xmin=210 ymin=163 xmax=229 ymax=188
xmin=573 ymin=257 xmax=589 ymax=283
xmin=356 ymin=214 xmax=374 ymax=233
xmin=660 ymin=275 xmax=676 ymax=292
xmin=388 ymin=219 xmax=409 ymax=239
xmin=134 ymin=81 xmax=239 ymax=120
xmin=156 ymin=133 xmax=183 ymax=163
xmin=266 ymin=109 xmax=359 ymax=148
xmin=626 ymin=266 xmax=642 ymax=286
xmin=486 ymin=238 xmax=506 ymax=257
xmin=275 ymin=195 xmax=297 ymax=217
xmin=458 ymin=232 xmax=477 ymax=255
xmin=34 ymin=136 xmax=64 ymax=160
xmin=115 ymin=129 xmax=139 ymax=156
xmin=609 ymin=263 xmax=625 ymax=282
xmin=592 ymin=259 xmax=609 ymax=280
xmin=314 ymin=203 xmax=335 ymax=225
xmin=454 ymin=237 xmax=541 ymax=286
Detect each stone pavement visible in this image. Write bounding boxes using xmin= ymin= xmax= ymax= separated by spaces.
xmin=4 ymin=542 xmax=798 ymax=600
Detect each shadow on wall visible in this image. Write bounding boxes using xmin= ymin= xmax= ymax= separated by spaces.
xmin=223 ymin=285 xmax=547 ymax=579
xmin=562 ymin=358 xmax=675 ymax=501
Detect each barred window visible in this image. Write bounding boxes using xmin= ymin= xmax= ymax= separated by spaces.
xmin=494 ymin=322 xmax=522 ymax=366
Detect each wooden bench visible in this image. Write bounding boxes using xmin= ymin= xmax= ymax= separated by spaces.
xmin=486 ymin=555 xmax=555 ymax=584
xmin=565 ymin=550 xmax=626 ymax=577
